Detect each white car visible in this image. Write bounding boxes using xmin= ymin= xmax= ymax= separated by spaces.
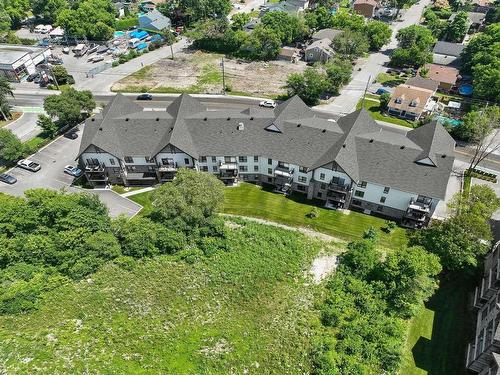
xmin=64 ymin=165 xmax=83 ymax=177
xmin=17 ymin=159 xmax=41 ymax=172
xmin=259 ymin=100 xmax=277 ymax=108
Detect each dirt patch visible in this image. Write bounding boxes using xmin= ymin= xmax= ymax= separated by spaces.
xmin=112 ymin=51 xmax=306 ymax=97
xmin=310 ymin=255 xmax=338 ymax=284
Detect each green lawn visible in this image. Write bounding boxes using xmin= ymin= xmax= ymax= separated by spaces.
xmin=375 ymin=72 xmax=407 ymax=86
xmin=0 ymin=221 xmax=330 ymax=374
xmin=400 ymin=272 xmax=475 ymax=375
xmin=131 ymin=183 xmax=407 ymax=250
xmin=357 ymin=98 xmax=416 ymax=128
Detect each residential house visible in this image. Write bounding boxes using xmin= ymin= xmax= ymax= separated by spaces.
xmin=387 ymin=84 xmax=436 ymax=121
xmin=262 ymin=0 xmax=309 ymax=15
xmin=353 ymin=0 xmax=379 ymax=18
xmin=278 ymin=46 xmax=298 ymax=62
xmin=449 ymin=11 xmax=486 ymax=33
xmin=138 ymin=9 xmax=171 ymax=32
xmin=423 ymin=63 xmax=460 ymax=92
xmin=78 ymin=94 xmax=455 ymax=227
xmin=405 ymin=76 xmax=440 ymax=92
xmin=311 ymin=28 xmax=343 ymax=42
xmin=466 ymin=241 xmax=500 ymax=374
xmin=432 ymin=41 xmax=465 ymax=67
xmin=305 ymin=38 xmax=334 ymax=63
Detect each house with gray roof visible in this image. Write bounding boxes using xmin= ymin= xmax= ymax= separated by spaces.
xmin=305 ymin=38 xmax=334 ymax=62
xmin=467 ymin=240 xmax=500 ymax=375
xmin=312 ymin=28 xmax=343 ymax=42
xmin=432 ymin=41 xmax=465 ymax=67
xmin=138 ymin=9 xmax=171 ymax=32
xmin=78 ymin=94 xmax=455 ymax=226
xmin=261 ymin=0 xmax=309 ymax=15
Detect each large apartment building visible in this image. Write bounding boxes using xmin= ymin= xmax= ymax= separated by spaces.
xmin=467 ymin=241 xmax=500 ymax=375
xmin=77 ymin=93 xmax=455 ymax=227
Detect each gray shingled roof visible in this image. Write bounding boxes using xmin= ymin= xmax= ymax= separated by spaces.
xmin=405 ymin=76 xmax=440 ymax=92
xmin=312 ymin=28 xmax=343 ymax=42
xmin=433 ymin=41 xmax=465 ymax=57
xmin=79 ymin=94 xmax=455 ymax=199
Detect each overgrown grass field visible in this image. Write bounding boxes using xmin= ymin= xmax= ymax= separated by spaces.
xmin=0 ymin=221 xmax=333 ymax=374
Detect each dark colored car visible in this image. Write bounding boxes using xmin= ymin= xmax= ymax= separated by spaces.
xmin=64 ymin=131 xmax=78 ymax=139
xmin=136 ymin=93 xmax=153 ymax=100
xmin=375 ymin=88 xmax=390 ymax=95
xmin=0 ymin=173 xmax=17 ymax=184
xmin=26 ymin=73 xmax=39 ymax=82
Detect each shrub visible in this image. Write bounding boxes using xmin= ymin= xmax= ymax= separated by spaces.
xmin=307 ymin=207 xmax=320 ymax=218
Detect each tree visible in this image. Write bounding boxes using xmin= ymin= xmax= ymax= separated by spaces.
xmin=51 ymin=65 xmax=73 ymax=85
xmin=285 ymin=67 xmax=329 ymax=106
xmin=324 ymin=58 xmax=352 ymax=94
xmin=379 ymin=92 xmax=391 ymax=109
xmin=390 ymin=45 xmax=432 ymax=68
xmin=0 ymin=129 xmax=24 ymax=162
xmin=3 ymin=0 xmax=30 ymax=28
xmin=375 ymin=246 xmax=441 ymax=318
xmin=445 ymin=11 xmax=469 ymax=42
xmin=340 ymin=239 xmax=380 ymax=278
xmin=151 ymin=168 xmax=225 ymax=229
xmin=0 ymin=2 xmax=12 ymax=34
xmin=464 ymin=106 xmax=500 ymax=171
xmin=330 ymin=9 xmax=365 ymax=32
xmin=393 ymin=0 xmax=416 ymax=18
xmin=31 ymin=0 xmax=67 ymax=23
xmin=0 ymin=76 xmax=13 ymax=120
xmin=473 ymin=63 xmax=500 ymax=102
xmin=332 ymin=30 xmax=369 ymax=59
xmin=396 ymin=25 xmax=435 ymax=50
xmin=304 ymin=6 xmax=333 ymax=30
xmin=36 ymin=114 xmax=58 ymax=137
xmin=364 ymin=21 xmax=392 ymax=51
xmin=230 ymin=12 xmax=250 ymax=31
xmin=239 ymin=25 xmax=281 ymax=60
xmin=164 ymin=0 xmax=232 ymax=23
xmin=261 ymin=11 xmax=308 ymax=44
xmin=43 ymin=88 xmax=96 ymax=127
xmin=410 ymin=185 xmax=500 ymax=271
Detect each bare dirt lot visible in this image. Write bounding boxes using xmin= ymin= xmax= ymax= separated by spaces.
xmin=112 ymin=50 xmax=306 ymax=98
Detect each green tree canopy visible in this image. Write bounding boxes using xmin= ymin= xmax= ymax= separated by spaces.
xmin=31 ymin=0 xmax=67 ymax=23
xmin=332 ymin=30 xmax=369 ymax=59
xmin=445 ymin=11 xmax=469 ymax=42
xmin=261 ymin=11 xmax=308 ymax=44
xmin=396 ymin=25 xmax=436 ymax=50
xmin=43 ymin=88 xmax=95 ymax=126
xmin=364 ymin=21 xmax=392 ymax=51
xmin=230 ymin=12 xmax=250 ymax=31
xmin=285 ymin=67 xmax=329 ymax=106
xmin=239 ymin=25 xmax=282 ymax=60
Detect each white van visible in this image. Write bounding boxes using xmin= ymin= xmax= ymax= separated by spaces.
xmin=73 ymin=44 xmax=88 ymax=56
xmin=128 ymin=38 xmax=140 ymax=48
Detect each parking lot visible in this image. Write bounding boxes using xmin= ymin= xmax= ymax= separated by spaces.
xmin=0 ymin=126 xmax=141 ymax=217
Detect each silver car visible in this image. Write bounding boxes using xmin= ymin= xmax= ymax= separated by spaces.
xmin=17 ymin=159 xmax=41 ymax=172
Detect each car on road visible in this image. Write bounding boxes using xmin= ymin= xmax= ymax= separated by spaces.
xmin=0 ymin=173 xmax=17 ymax=184
xmin=136 ymin=93 xmax=153 ymax=100
xmin=64 ymin=165 xmax=83 ymax=177
xmin=17 ymin=159 xmax=41 ymax=172
xmin=259 ymin=100 xmax=277 ymax=108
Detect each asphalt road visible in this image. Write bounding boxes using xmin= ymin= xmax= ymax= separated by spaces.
xmin=4 ymin=112 xmax=42 ymax=141
xmin=0 ymin=127 xmax=142 ymax=217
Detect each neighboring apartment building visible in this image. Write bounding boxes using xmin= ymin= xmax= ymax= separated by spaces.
xmin=388 ymin=84 xmax=436 ymax=121
xmin=78 ymin=94 xmax=455 ymax=227
xmin=467 ymin=241 xmax=500 ymax=375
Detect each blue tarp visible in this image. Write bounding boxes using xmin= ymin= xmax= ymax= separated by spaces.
xmin=129 ymin=30 xmax=148 ymax=40
xmin=136 ymin=42 xmax=148 ymax=50
xmin=150 ymin=34 xmax=164 ymax=43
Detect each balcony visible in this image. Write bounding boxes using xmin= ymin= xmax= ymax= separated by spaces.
xmin=274 ymin=165 xmax=294 ymax=178
xmin=85 ymin=163 xmax=105 ymax=173
xmin=158 ymin=161 xmax=177 ymax=172
xmin=328 ymin=181 xmax=351 ymax=192
xmin=407 ymin=198 xmax=431 ymax=213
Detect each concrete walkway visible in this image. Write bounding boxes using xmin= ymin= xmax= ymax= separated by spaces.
xmin=122 ymin=186 xmax=156 ymax=197
xmin=317 ymin=0 xmax=432 ymax=115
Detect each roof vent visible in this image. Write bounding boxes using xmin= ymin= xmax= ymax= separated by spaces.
xmin=98 ymin=127 xmax=103 ymax=131
xmin=156 ymin=118 xmax=159 ymax=121
xmin=297 ymin=124 xmax=301 ymax=127
xmin=125 ymin=118 xmax=129 ymax=121
xmin=204 ymin=117 xmax=207 ymax=121
xmin=400 ymin=145 xmax=405 ymax=149
xmin=169 ymin=127 xmax=173 ymax=133
xmin=369 ymin=139 xmax=374 ymax=143
xmin=342 ymin=144 xmax=346 ymax=148
xmin=250 ymin=117 xmax=254 ymax=120
xmin=237 ymin=122 xmax=244 ymax=131
xmin=322 ymin=129 xmax=326 ymax=133
xmin=441 ymin=154 xmax=446 ymax=158
xmin=91 ymin=118 xmax=95 ymax=122
xmin=227 ymin=117 xmax=231 ymax=121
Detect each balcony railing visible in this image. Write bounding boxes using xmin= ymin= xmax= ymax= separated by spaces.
xmin=328 ymin=180 xmax=351 ymax=192
xmin=85 ymin=163 xmax=105 ymax=172
xmin=274 ymin=165 xmax=294 ymax=178
xmin=158 ymin=162 xmax=177 ymax=172
xmin=407 ymin=198 xmax=431 ymax=213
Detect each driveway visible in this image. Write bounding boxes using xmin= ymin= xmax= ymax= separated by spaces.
xmin=0 ymin=128 xmax=141 ymax=217
xmin=5 ymin=112 xmax=42 ymax=141
xmin=317 ymin=0 xmax=432 ymax=115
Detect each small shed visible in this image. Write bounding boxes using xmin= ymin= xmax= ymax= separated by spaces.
xmin=278 ymin=46 xmax=298 ymax=62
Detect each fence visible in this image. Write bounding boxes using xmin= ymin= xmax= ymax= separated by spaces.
xmin=87 ymin=62 xmax=113 ymax=78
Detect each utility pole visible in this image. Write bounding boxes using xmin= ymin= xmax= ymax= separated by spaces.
xmin=361 ymin=74 xmax=371 ymax=108
xmin=220 ymin=58 xmax=226 ymax=95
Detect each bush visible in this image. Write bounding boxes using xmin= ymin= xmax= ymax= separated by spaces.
xmin=307 ymin=207 xmax=320 ymax=218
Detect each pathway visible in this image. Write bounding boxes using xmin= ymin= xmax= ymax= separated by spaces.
xmin=317 ymin=0 xmax=432 ymax=115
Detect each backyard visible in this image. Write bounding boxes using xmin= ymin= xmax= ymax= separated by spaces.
xmin=129 ymin=182 xmax=408 ymax=251
xmin=357 ymin=97 xmax=416 ymax=128
xmin=111 ymin=51 xmax=306 ymax=97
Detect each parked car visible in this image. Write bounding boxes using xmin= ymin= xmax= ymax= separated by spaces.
xmin=0 ymin=173 xmax=17 ymax=184
xmin=259 ymin=100 xmax=277 ymax=108
xmin=136 ymin=93 xmax=153 ymax=100
xmin=92 ymin=55 xmax=104 ymax=63
xmin=62 ymin=47 xmax=70 ymax=54
xmin=375 ymin=88 xmax=390 ymax=95
xmin=26 ymin=73 xmax=39 ymax=82
xmin=64 ymin=165 xmax=83 ymax=177
xmin=88 ymin=44 xmax=99 ymax=54
xmin=64 ymin=130 xmax=78 ymax=139
xmin=17 ymin=159 xmax=41 ymax=172
xmin=96 ymin=45 xmax=109 ymax=54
